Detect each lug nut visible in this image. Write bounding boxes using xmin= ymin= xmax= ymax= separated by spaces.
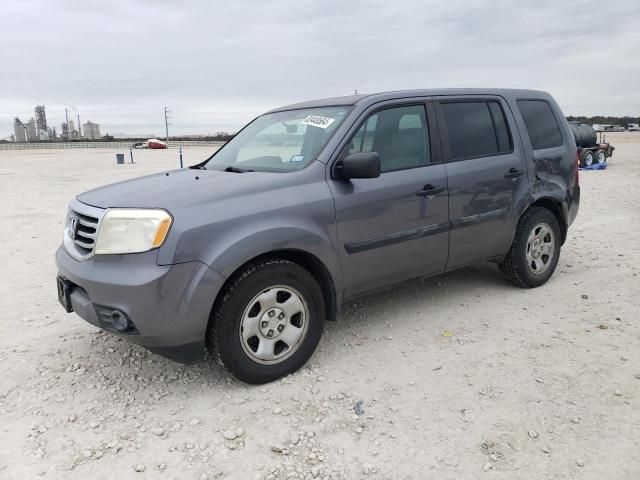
xmin=268 ymin=310 xmax=275 ymax=317
xmin=261 ymin=321 xmax=268 ymax=328
xmin=277 ymin=325 xmax=284 ymax=332
xmin=267 ymin=329 xmax=274 ymax=337
xmin=278 ymin=313 xmax=285 ymax=320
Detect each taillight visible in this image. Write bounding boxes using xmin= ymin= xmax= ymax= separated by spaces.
xmin=575 ymin=150 xmax=580 ymax=185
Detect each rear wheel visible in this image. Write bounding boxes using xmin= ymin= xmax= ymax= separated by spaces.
xmin=208 ymin=258 xmax=325 ymax=384
xmin=595 ymin=149 xmax=607 ymax=164
xmin=580 ymin=149 xmax=594 ymax=167
xmin=499 ymin=207 xmax=561 ymax=288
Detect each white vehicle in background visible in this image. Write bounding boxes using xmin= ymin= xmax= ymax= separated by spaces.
xmin=628 ymin=123 xmax=640 ymax=132
xmin=592 ymin=124 xmax=625 ymax=132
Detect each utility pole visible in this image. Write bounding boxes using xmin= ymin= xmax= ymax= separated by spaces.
xmin=164 ymin=106 xmax=171 ymax=142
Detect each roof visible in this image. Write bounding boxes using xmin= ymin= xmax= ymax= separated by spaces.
xmin=268 ymin=88 xmax=551 ymax=112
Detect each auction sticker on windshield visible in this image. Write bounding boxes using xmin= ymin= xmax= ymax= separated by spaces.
xmin=302 ymin=115 xmax=335 ymax=129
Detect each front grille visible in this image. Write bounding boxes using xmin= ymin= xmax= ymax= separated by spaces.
xmin=70 ymin=211 xmax=99 ymax=254
xmin=64 ymin=200 xmax=105 ymax=260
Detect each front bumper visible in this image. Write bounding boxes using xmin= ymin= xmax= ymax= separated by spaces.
xmin=55 ymin=246 xmax=225 ymax=363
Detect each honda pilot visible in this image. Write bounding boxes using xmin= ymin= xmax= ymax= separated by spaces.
xmin=56 ymin=89 xmax=580 ymax=384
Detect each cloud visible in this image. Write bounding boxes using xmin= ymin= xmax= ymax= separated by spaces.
xmin=1 ymin=0 xmax=639 ymax=135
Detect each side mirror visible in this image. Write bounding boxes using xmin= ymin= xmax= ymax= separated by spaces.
xmin=337 ymin=152 xmax=381 ymax=179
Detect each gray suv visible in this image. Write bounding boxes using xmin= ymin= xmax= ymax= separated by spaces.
xmin=56 ymin=89 xmax=580 ymax=384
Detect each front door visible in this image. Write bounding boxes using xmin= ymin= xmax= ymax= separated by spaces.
xmin=328 ymin=102 xmax=450 ymax=297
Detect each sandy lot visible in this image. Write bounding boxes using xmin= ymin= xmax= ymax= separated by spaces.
xmin=1 ymin=135 xmax=639 ymax=480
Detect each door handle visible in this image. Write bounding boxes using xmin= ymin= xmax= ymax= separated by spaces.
xmin=504 ymin=168 xmax=524 ymax=179
xmin=417 ymin=184 xmax=444 ymax=197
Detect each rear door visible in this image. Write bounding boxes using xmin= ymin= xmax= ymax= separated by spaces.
xmin=328 ymin=100 xmax=449 ymax=297
xmin=435 ymin=97 xmax=527 ymax=269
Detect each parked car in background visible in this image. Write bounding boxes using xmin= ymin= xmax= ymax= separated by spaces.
xmin=56 ymin=89 xmax=580 ymax=384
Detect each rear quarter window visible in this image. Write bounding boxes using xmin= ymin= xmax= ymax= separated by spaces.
xmin=517 ymin=100 xmax=563 ymax=149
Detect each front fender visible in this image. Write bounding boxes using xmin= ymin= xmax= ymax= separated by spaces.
xmin=163 ymin=214 xmax=344 ymax=302
xmin=210 ymin=225 xmax=342 ymax=288
xmin=153 ymin=165 xmax=343 ymax=305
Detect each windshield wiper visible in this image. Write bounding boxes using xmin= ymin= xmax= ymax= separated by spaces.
xmin=224 ymin=166 xmax=254 ymax=173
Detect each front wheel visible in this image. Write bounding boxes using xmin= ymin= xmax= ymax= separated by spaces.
xmin=499 ymin=207 xmax=561 ymax=288
xmin=208 ymin=258 xmax=325 ymax=384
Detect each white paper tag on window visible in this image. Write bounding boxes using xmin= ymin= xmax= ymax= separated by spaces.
xmin=290 ymin=155 xmax=304 ymax=162
xmin=302 ymin=115 xmax=335 ymax=129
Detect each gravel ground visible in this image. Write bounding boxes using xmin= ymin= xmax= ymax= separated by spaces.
xmin=1 ymin=134 xmax=639 ymax=480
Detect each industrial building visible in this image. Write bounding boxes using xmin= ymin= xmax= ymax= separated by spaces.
xmin=61 ymin=119 xmax=80 ymax=140
xmin=13 ymin=106 xmax=51 ymax=142
xmin=13 ymin=117 xmax=37 ymax=143
xmin=82 ymin=121 xmax=101 ymax=139
xmin=7 ymin=104 xmax=100 ymax=142
xmin=34 ymin=105 xmax=49 ymax=140
xmin=13 ymin=119 xmax=26 ymax=142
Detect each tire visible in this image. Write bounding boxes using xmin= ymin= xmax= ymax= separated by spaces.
xmin=580 ymin=149 xmax=594 ymax=167
xmin=595 ymin=149 xmax=607 ymax=164
xmin=207 ymin=258 xmax=325 ymax=384
xmin=499 ymin=207 xmax=561 ymax=288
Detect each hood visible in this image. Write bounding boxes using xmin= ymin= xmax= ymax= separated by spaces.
xmin=77 ymin=168 xmax=282 ymax=210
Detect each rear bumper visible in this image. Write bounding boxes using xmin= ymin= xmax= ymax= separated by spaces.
xmin=55 ymin=246 xmax=225 ymax=363
xmin=567 ymin=185 xmax=580 ymax=227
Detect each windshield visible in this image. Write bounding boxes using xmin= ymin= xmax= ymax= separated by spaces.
xmin=204 ymin=106 xmax=350 ymax=172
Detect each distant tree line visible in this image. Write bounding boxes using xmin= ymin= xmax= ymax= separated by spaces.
xmin=566 ymin=116 xmax=640 ymax=127
xmin=170 ymin=132 xmax=234 ymax=142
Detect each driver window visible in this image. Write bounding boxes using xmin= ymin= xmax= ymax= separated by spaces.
xmin=347 ymin=105 xmax=430 ymax=172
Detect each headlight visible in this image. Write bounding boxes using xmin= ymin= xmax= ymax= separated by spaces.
xmin=94 ymin=209 xmax=172 ymax=255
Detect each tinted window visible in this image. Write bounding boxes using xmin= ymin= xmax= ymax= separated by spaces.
xmin=440 ymin=101 xmax=513 ymax=160
xmin=348 ymin=105 xmax=430 ymax=172
xmin=441 ymin=103 xmax=484 ymax=159
xmin=488 ymin=102 xmax=512 ymax=153
xmin=517 ymin=100 xmax=563 ymax=149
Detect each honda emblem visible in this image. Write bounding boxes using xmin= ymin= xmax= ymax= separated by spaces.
xmin=68 ymin=215 xmax=79 ymax=240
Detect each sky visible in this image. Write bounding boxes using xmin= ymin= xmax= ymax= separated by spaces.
xmin=1 ymin=0 xmax=639 ymax=137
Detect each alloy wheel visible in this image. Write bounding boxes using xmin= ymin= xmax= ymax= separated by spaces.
xmin=239 ymin=285 xmax=309 ymax=365
xmin=525 ymin=222 xmax=555 ymax=275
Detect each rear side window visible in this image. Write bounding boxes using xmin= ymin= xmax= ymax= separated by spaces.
xmin=517 ymin=100 xmax=563 ymax=149
xmin=440 ymin=101 xmax=512 ymax=160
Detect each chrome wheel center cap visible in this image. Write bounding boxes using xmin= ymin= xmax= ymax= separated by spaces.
xmin=259 ymin=308 xmax=287 ymax=338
